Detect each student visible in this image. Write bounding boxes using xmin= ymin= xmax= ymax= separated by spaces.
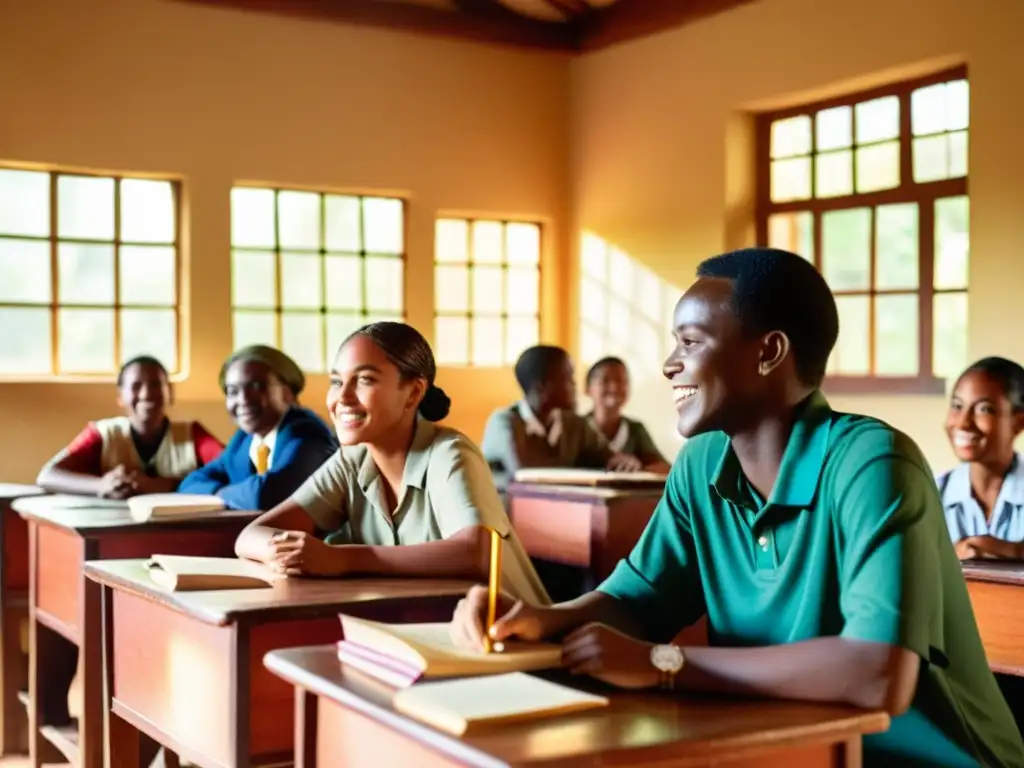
xmin=585 ymin=356 xmax=671 ymax=473
xmin=939 ymin=357 xmax=1024 ymax=561
xmin=482 ymin=345 xmax=641 ymax=494
xmin=234 ymin=322 xmax=548 ymax=604
xmin=178 ymin=345 xmax=336 ymax=510
xmin=451 ymin=248 xmax=1024 ymax=768
xmin=36 ymin=355 xmax=223 ymax=499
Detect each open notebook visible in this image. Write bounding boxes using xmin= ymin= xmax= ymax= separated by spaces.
xmin=127 ymin=493 xmax=225 ymax=522
xmin=146 ymin=555 xmax=277 ymax=591
xmin=392 ymin=672 xmax=608 ymax=736
xmin=512 ymin=468 xmax=667 ymax=487
xmin=337 ymin=615 xmax=562 ymax=688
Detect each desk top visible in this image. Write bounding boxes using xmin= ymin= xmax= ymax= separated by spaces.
xmin=962 ymin=562 xmax=1024 ymax=586
xmin=0 ymin=483 xmax=44 ymax=501
xmin=13 ymin=494 xmax=256 ymax=532
xmin=85 ymin=559 xmax=474 ymax=627
xmin=265 ymin=645 xmax=889 ymax=768
xmin=507 ymin=482 xmax=663 ymax=502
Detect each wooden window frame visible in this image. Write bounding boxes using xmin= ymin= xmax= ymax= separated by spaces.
xmin=230 ymin=186 xmax=407 ymax=373
xmin=0 ymin=164 xmax=182 ymax=378
xmin=755 ymin=66 xmax=968 ymax=395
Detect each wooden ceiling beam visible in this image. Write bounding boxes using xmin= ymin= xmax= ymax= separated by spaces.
xmin=580 ymin=0 xmax=759 ymax=50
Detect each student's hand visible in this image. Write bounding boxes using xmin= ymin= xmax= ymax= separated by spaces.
xmin=98 ymin=465 xmax=137 ymax=499
xmin=606 ymin=453 xmax=643 ymax=472
xmin=267 ymin=530 xmax=343 ymax=577
xmin=131 ymin=475 xmax=178 ymax=495
xmin=449 ymin=585 xmax=560 ymax=652
xmin=561 ymin=622 xmax=660 ymax=689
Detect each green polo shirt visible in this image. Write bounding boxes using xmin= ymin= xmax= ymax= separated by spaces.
xmin=599 ymin=392 xmax=1024 ymax=768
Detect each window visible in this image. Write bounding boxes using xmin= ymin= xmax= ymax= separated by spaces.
xmin=757 ymin=67 xmax=969 ymax=393
xmin=0 ymin=167 xmax=180 ymax=376
xmin=433 ymin=218 xmax=540 ymax=366
xmin=230 ymin=187 xmax=405 ymax=372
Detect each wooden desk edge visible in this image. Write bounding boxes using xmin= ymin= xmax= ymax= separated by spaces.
xmin=13 ymin=508 xmax=259 ymax=534
xmin=506 ymin=483 xmax=664 ymax=502
xmin=962 ymin=566 xmax=1024 ymax=586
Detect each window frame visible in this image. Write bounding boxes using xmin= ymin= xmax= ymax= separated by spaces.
xmin=754 ymin=65 xmax=968 ymax=395
xmin=0 ymin=164 xmax=183 ymax=379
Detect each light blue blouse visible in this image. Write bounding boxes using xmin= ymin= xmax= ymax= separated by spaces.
xmin=938 ymin=454 xmax=1024 ymax=542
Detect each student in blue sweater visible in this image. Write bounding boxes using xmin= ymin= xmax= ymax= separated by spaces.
xmin=179 ymin=345 xmax=337 ymax=510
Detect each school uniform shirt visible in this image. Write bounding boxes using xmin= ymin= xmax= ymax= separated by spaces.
xmin=249 ymin=420 xmax=281 ymax=473
xmin=584 ymin=413 xmax=667 ymax=466
xmin=290 ymin=418 xmax=550 ymax=607
xmin=44 ymin=417 xmax=223 ymax=479
xmin=599 ymin=391 xmax=1023 ymax=768
xmin=178 ymin=406 xmax=337 ymax=511
xmin=481 ymin=401 xmax=612 ymax=494
xmin=937 ymin=455 xmax=1024 ymax=542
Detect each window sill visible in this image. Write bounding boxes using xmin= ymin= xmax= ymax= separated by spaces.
xmin=822 ymin=375 xmax=947 ymax=396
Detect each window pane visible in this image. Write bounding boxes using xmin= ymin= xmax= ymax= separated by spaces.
xmin=0 ymin=169 xmax=49 ymax=237
xmin=0 ymin=239 xmax=50 ymax=302
xmin=579 ymin=323 xmax=604 ymax=368
xmin=505 ymin=317 xmax=539 ymax=365
xmin=0 ymin=308 xmax=51 ymax=373
xmin=821 ymin=209 xmax=870 ymax=291
xmin=874 ymin=295 xmax=918 ymax=375
xmin=324 ymin=195 xmax=361 ymax=252
xmin=281 ymin=252 xmax=323 ymax=309
xmin=120 ymin=245 xmax=176 ymax=305
xmin=472 ymin=265 xmax=504 ymax=314
xmin=471 ymin=221 xmax=504 ymax=264
xmin=326 ymin=314 xmax=366 ymax=362
xmin=58 ymin=243 xmax=114 ymax=304
xmin=277 ymin=191 xmax=321 ymax=250
xmin=770 ymin=115 xmax=811 ymax=158
xmin=233 ymin=311 xmax=276 ymax=350
xmin=815 ymin=106 xmax=852 ymax=151
xmin=767 ymin=212 xmax=813 ymax=261
xmin=815 ymin=150 xmax=852 ymax=197
xmin=635 ymin=266 xmax=663 ymax=323
xmin=364 ymin=256 xmax=403 ymax=313
xmin=231 ymin=250 xmax=277 ymax=308
xmin=934 ymin=292 xmax=968 ymax=381
xmin=59 ymin=308 xmax=114 ymax=372
xmin=120 ymin=309 xmax=177 ymax=370
xmin=948 ymin=130 xmax=968 ymax=178
xmin=506 ymin=266 xmax=539 ymax=315
xmin=434 ymin=316 xmax=469 ymax=366
xmin=325 ymin=254 xmax=363 ymax=310
xmin=120 ymin=179 xmax=175 ymax=244
xmin=471 ymin=317 xmax=503 ymax=366
xmin=608 ymin=297 xmax=631 ymax=343
xmin=855 ymin=140 xmax=899 ymax=192
xmin=58 ymin=176 xmax=115 ymax=241
xmin=281 ymin=313 xmax=325 ymax=373
xmin=581 ymin=233 xmax=608 ymax=280
xmin=363 ymin=198 xmax=403 ymax=254
xmin=436 ymin=219 xmax=469 ymax=264
xmin=608 ymin=247 xmax=634 ymax=300
xmin=506 ymin=223 xmax=541 ymax=265
xmin=580 ymin=278 xmax=607 ymax=327
xmin=875 ymin=204 xmax=919 ymax=290
xmin=913 ymin=135 xmax=949 ymax=183
xmin=935 ymin=196 xmax=969 ymax=290
xmin=770 ymin=157 xmax=811 ymax=202
xmin=231 ymin=188 xmax=276 ymax=248
xmin=435 ymin=265 xmax=469 ymax=313
xmin=832 ymin=296 xmax=870 ymax=375
xmin=855 ymin=96 xmax=899 ymax=144
xmin=947 ymin=80 xmax=969 ymax=131
xmin=911 ymin=82 xmax=947 ymax=136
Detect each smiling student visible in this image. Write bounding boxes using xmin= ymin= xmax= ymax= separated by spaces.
xmin=234 ymin=322 xmax=548 ymax=604
xmin=37 ymin=355 xmax=224 ymax=499
xmin=451 ymin=248 xmax=1024 ymax=768
xmin=178 ymin=345 xmax=336 ymax=510
xmin=938 ymin=357 xmax=1024 ymax=561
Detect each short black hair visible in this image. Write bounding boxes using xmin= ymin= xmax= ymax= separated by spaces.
xmin=117 ymin=355 xmax=169 ymax=387
xmin=585 ymin=356 xmax=627 ymax=387
xmin=958 ymin=357 xmax=1024 ymax=411
xmin=514 ymin=345 xmax=570 ymax=394
xmin=696 ymin=247 xmax=838 ymax=386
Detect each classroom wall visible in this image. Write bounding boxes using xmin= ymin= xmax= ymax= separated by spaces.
xmin=0 ymin=0 xmax=572 ymax=482
xmin=570 ymin=0 xmax=1024 ymax=471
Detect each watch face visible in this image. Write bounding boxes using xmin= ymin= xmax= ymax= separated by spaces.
xmin=650 ymin=644 xmax=683 ymax=673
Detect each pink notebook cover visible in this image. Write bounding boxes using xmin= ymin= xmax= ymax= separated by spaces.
xmin=336 ymin=641 xmax=424 ymax=689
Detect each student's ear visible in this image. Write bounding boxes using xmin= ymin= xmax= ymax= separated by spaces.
xmin=757 ymin=331 xmax=791 ymax=377
xmin=166 ymin=382 xmax=176 ymax=407
xmin=1012 ymin=410 xmax=1024 ymax=439
xmin=406 ymin=377 xmax=427 ymax=412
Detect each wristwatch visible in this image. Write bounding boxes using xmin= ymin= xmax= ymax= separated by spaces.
xmin=649 ymin=644 xmax=685 ymax=690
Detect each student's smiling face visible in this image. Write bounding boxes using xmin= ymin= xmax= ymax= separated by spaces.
xmin=946 ymin=370 xmax=1024 ymax=464
xmin=223 ymin=360 xmax=292 ymax=436
xmin=587 ymin=362 xmax=629 ymax=416
xmin=118 ymin=362 xmax=170 ymax=434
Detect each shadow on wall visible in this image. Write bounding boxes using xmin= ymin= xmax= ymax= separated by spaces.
xmin=579 ymin=232 xmax=684 ymax=460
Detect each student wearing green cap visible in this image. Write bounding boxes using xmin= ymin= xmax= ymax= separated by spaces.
xmin=178 ymin=345 xmax=337 ymax=510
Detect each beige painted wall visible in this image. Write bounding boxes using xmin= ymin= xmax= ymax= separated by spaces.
xmin=571 ymin=0 xmax=1024 ymax=472
xmin=0 ymin=0 xmax=572 ymax=482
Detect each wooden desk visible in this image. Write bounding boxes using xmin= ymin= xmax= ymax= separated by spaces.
xmin=0 ymin=484 xmax=44 ymax=756
xmin=89 ymin=560 xmax=474 ymax=768
xmin=963 ymin=563 xmax=1024 ymax=676
xmin=265 ymin=645 xmax=890 ymax=768
xmin=13 ymin=495 xmax=257 ymax=768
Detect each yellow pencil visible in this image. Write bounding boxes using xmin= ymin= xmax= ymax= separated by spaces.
xmin=483 ymin=527 xmax=502 ymax=654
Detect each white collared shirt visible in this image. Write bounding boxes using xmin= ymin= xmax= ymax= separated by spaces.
xmin=248 ymin=420 xmax=282 ymax=473
xmin=587 ymin=414 xmax=630 ymax=453
xmin=938 ymin=454 xmax=1024 ymax=542
xmin=517 ymin=400 xmax=563 ymax=447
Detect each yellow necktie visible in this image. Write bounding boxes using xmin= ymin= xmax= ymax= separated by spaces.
xmin=255 ymin=443 xmax=270 ymax=475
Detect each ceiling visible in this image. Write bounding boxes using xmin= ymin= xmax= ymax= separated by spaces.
xmin=177 ymin=0 xmax=757 ymax=51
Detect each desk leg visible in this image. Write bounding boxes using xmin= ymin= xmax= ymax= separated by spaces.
xmin=81 ymin=575 xmax=103 ymax=768
xmin=0 ymin=602 xmax=28 ymax=755
xmin=295 ymin=689 xmax=317 ymax=768
xmin=108 ymin=711 xmax=159 ymax=768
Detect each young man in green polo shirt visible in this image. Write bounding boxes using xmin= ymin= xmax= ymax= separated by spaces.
xmin=452 ymin=248 xmax=1024 ymax=767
